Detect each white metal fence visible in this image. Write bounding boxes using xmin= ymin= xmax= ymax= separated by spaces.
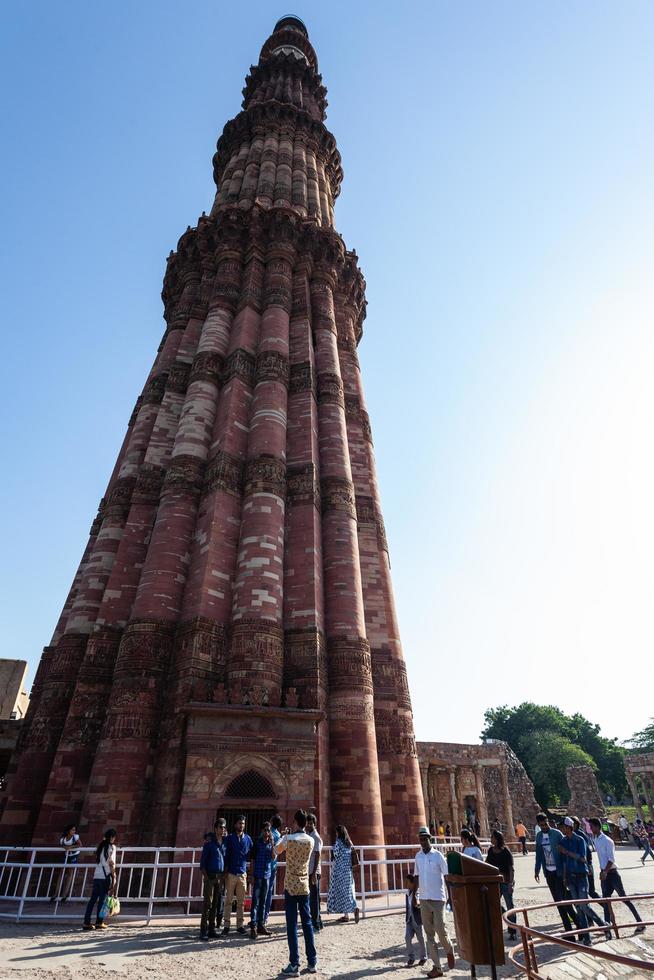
xmin=0 ymin=839 xmax=487 ymax=924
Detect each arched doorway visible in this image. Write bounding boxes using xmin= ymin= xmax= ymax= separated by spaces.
xmin=217 ymin=769 xmax=278 ymax=838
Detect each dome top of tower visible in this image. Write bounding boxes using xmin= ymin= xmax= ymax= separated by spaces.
xmin=273 ymin=15 xmax=308 ymax=36
xmin=260 ymin=16 xmax=318 ymax=69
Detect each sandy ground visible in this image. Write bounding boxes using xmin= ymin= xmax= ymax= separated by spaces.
xmin=1 ymin=849 xmax=653 ymax=979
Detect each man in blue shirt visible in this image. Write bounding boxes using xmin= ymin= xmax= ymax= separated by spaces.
xmin=250 ymin=822 xmax=274 ymax=939
xmin=559 ymin=817 xmax=591 ymax=946
xmin=264 ymin=814 xmax=283 ymax=926
xmin=223 ymin=815 xmax=253 ymax=935
xmin=199 ymin=823 xmax=225 ymax=940
xmin=534 ymin=812 xmax=578 ymax=937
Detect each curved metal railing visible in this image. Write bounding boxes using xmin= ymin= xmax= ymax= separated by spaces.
xmin=506 ymin=894 xmax=654 ymax=978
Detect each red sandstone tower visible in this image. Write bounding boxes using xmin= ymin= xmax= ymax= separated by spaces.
xmin=0 ymin=17 xmax=425 ymax=847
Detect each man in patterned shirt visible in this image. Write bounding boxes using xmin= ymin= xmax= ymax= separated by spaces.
xmin=275 ymin=809 xmax=318 ymax=976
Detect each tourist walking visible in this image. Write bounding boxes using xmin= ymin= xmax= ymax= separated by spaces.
xmin=50 ymin=823 xmax=81 ymax=902
xmin=199 ymin=824 xmax=225 ymax=941
xmin=460 ymin=828 xmax=483 ymax=860
xmin=618 ymin=814 xmax=629 ymax=842
xmin=83 ymin=829 xmax=116 ymax=931
xmin=571 ymin=817 xmax=611 ymax=939
xmin=534 ymin=812 xmax=579 ymax=937
xmin=558 ymin=817 xmax=591 ymax=946
xmin=515 ymin=820 xmax=528 ymax=856
xmin=263 ymin=814 xmax=283 ymax=925
xmin=634 ymin=820 xmax=654 ymax=863
xmin=222 ymin=815 xmax=253 ymax=934
xmin=414 ymin=826 xmax=456 ymax=979
xmin=306 ymin=813 xmax=323 ymax=931
xmin=250 ymin=822 xmax=274 ymax=939
xmin=404 ymin=872 xmax=426 ymax=967
xmin=485 ymin=830 xmax=516 ymax=941
xmin=275 ymin=809 xmax=317 ymax=976
xmin=589 ymin=818 xmax=645 ymax=934
xmin=326 ymin=824 xmax=360 ymax=923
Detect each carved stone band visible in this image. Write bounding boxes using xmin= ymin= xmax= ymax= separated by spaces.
xmin=142 ymin=372 xmax=168 ymax=405
xmin=287 ymin=462 xmax=320 ymax=509
xmin=222 ymin=347 xmax=256 ymax=387
xmin=317 ymin=372 xmax=344 ymax=406
xmin=203 ymin=450 xmax=244 ymax=497
xmin=289 ymin=360 xmax=315 ymax=395
xmin=244 ymin=454 xmax=286 ymax=498
xmin=255 ymin=350 xmax=290 ymax=387
xmin=190 ymin=350 xmax=224 ymax=386
xmin=163 ymin=454 xmax=206 ymax=496
xmin=320 ymin=476 xmax=356 ymax=519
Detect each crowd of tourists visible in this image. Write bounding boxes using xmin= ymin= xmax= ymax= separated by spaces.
xmin=44 ymin=807 xmax=652 ymax=977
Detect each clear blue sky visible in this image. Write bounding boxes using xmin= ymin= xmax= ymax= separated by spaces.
xmin=2 ymin=1 xmax=653 ymax=745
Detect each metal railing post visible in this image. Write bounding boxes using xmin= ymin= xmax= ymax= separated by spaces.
xmin=16 ymin=849 xmax=36 ymax=923
xmin=147 ymin=848 xmax=160 ymax=925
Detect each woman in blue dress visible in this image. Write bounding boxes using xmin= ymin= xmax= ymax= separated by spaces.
xmin=327 ymin=824 xmax=360 ymax=923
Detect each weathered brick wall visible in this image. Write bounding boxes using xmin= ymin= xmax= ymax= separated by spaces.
xmin=566 ymin=764 xmax=605 ymax=819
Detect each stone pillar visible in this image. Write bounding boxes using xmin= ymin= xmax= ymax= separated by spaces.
xmin=475 ymin=765 xmax=489 ymax=837
xmin=311 ymin=262 xmax=384 ymax=848
xmin=500 ymin=765 xmax=515 ymax=837
xmin=227 ymin=228 xmax=296 ymax=706
xmin=283 ymin=261 xmax=330 ymax=832
xmin=626 ymin=770 xmax=645 ymax=821
xmin=449 ymin=767 xmax=460 ymax=831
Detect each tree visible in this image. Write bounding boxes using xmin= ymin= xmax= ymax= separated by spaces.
xmin=481 ymin=702 xmax=627 ymax=807
xmin=627 ymin=718 xmax=654 ymax=753
xmin=527 ymin=732 xmax=596 ymax=806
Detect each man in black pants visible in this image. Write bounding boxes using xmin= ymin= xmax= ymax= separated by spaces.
xmin=534 ymin=813 xmax=578 ymax=936
xmin=589 ymin=818 xmax=645 ymax=935
xmin=306 ymin=813 xmax=323 ymax=932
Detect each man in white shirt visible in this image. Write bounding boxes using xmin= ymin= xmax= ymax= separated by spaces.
xmin=618 ymin=814 xmax=630 ymax=842
xmin=414 ymin=827 xmax=455 ymax=978
xmin=589 ymin=818 xmax=645 ymax=934
xmin=306 ymin=813 xmax=323 ymax=932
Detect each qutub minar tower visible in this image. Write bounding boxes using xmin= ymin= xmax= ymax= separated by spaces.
xmin=0 ymin=16 xmax=425 ymax=847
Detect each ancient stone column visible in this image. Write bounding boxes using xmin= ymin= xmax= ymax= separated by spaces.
xmin=500 ymin=765 xmax=515 ymax=837
xmin=449 ymin=767 xmax=460 ymax=830
xmin=475 ymin=765 xmax=490 ymax=837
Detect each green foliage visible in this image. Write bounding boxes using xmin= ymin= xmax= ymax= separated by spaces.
xmin=627 ymin=718 xmax=654 ymax=753
xmin=481 ymin=702 xmax=627 ymax=807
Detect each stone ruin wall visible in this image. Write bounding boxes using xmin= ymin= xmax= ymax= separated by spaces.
xmin=483 ymin=743 xmax=541 ymax=827
xmin=566 ymin=764 xmax=605 ymax=819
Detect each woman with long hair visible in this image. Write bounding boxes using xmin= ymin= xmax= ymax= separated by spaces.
xmin=83 ymin=828 xmax=117 ymax=931
xmin=327 ymin=824 xmax=359 ymax=924
xmin=50 ymin=822 xmax=82 ymax=902
xmin=460 ymin=828 xmax=483 ymax=861
xmin=485 ymin=829 xmax=517 ymax=940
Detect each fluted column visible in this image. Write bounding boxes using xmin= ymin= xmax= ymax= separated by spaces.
xmin=227 ymin=224 xmax=296 ymax=706
xmin=311 ymin=259 xmax=384 ymax=846
xmin=146 ymin=241 xmax=263 ymax=846
xmin=81 ymin=245 xmax=242 ymax=843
